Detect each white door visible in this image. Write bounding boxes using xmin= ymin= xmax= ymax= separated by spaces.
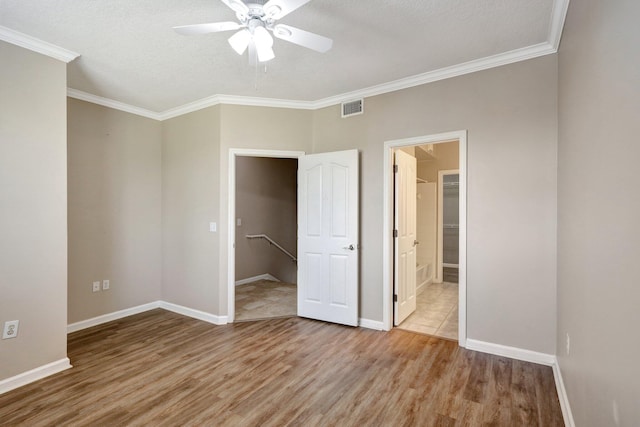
xmin=394 ymin=150 xmax=417 ymax=325
xmin=298 ymin=149 xmax=359 ymax=326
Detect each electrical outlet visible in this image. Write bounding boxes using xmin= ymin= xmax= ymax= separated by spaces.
xmin=2 ymin=320 xmax=19 ymax=339
xmin=236 ymin=218 xmax=242 ymax=227
xmin=566 ymin=333 xmax=570 ymax=355
xmin=93 ymin=281 xmax=101 ymax=292
xmin=102 ymin=279 xmax=110 ymax=290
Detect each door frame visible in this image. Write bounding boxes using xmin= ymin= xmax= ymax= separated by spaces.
xmin=227 ymin=148 xmax=305 ymax=323
xmin=382 ymin=131 xmax=467 ymax=347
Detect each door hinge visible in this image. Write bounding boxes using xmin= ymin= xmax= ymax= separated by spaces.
xmin=393 ymin=164 xmax=398 ymax=173
xmin=393 ymin=229 xmax=398 ymax=238
xmin=393 ymin=294 xmax=398 ymax=302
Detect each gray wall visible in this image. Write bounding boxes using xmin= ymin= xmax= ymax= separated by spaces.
xmin=0 ymin=41 xmax=68 ymax=379
xmin=313 ymin=55 xmax=558 ymax=353
xmin=235 ymin=157 xmax=297 ymax=284
xmin=557 ymin=0 xmax=640 ymax=425
xmin=161 ymin=106 xmax=222 ymax=314
xmin=67 ymin=99 xmax=162 ymax=324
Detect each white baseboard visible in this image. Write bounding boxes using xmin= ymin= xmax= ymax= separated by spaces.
xmin=465 ymin=339 xmax=556 ymax=366
xmin=67 ymin=301 xmax=162 ymax=333
xmin=0 ymin=358 xmax=72 ymax=395
xmin=235 ymin=273 xmax=280 ymax=286
xmin=159 ymin=301 xmax=228 ymax=325
xmin=552 ymin=357 xmax=575 ymax=427
xmin=358 ymin=318 xmax=384 ymax=330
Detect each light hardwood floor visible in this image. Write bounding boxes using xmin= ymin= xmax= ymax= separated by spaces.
xmin=397 ymin=282 xmax=459 ymax=340
xmin=0 ymin=309 xmax=564 ymax=426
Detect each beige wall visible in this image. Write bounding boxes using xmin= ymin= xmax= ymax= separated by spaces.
xmin=66 ymin=56 xmax=556 ymax=356
xmin=0 ymin=42 xmax=68 ymax=379
xmin=235 ymin=157 xmax=297 ymax=284
xmin=313 ymin=55 xmax=558 ymax=353
xmin=557 ymin=0 xmax=640 ymax=424
xmin=417 ymin=141 xmax=460 ymax=182
xmin=161 ymin=106 xmax=221 ymax=314
xmin=67 ymin=99 xmax=162 ymax=324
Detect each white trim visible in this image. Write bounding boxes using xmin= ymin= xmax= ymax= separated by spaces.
xmin=465 ymin=339 xmax=556 ymax=366
xmin=548 ymin=0 xmax=571 ymax=51
xmin=228 ymin=149 xmax=305 ymax=324
xmin=235 ymin=273 xmax=280 ymax=286
xmin=0 ymin=25 xmax=80 ymax=63
xmin=158 ymin=94 xmax=315 ymax=121
xmin=552 ymin=357 xmax=576 ymax=427
xmin=67 ymin=301 xmax=161 ymax=333
xmin=64 ymin=39 xmax=566 ymax=121
xmin=312 ymin=42 xmax=555 ymax=110
xmin=382 ymin=131 xmax=467 ymax=348
xmin=67 ymin=89 xmax=162 ymax=121
xmin=159 ymin=302 xmax=228 ymax=325
xmin=0 ymin=358 xmax=72 ymax=395
xmin=358 ymin=318 xmax=384 ymax=330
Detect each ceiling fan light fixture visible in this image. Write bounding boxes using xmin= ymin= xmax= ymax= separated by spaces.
xmin=253 ymin=26 xmax=275 ymax=62
xmin=228 ymin=29 xmax=251 ymax=55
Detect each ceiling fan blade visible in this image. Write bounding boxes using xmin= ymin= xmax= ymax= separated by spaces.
xmin=173 ymin=22 xmax=241 ymax=35
xmin=263 ymin=0 xmax=312 ymax=20
xmin=272 ymin=24 xmax=332 ymax=53
xmin=220 ymin=0 xmax=249 ymax=16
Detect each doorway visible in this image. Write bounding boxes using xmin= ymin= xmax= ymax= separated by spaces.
xmin=382 ymin=131 xmax=467 ymax=346
xmin=233 ymin=156 xmax=299 ymax=321
xmin=227 ymin=149 xmax=304 ymax=323
xmin=227 ymin=148 xmax=360 ymax=327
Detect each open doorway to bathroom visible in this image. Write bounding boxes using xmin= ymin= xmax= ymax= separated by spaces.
xmin=232 ymin=155 xmax=299 ymax=322
xmin=395 ymin=141 xmax=459 ymax=340
xmin=383 ymin=131 xmax=466 ymax=344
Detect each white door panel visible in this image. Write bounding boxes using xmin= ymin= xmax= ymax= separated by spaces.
xmin=298 ymin=149 xmax=359 ymax=326
xmin=394 ymin=150 xmax=417 ymax=325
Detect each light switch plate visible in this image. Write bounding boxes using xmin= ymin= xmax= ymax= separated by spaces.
xmin=209 ymin=222 xmax=217 ymax=232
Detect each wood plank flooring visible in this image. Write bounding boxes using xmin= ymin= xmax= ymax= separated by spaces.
xmin=0 ymin=309 xmax=564 ymax=426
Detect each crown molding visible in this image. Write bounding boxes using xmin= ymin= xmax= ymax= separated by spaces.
xmin=67 ymin=88 xmax=162 ymax=120
xmin=69 ymin=42 xmax=557 ymax=121
xmin=0 ymin=25 xmax=80 ymax=63
xmin=157 ymin=94 xmax=314 ymax=121
xmin=309 ymin=42 xmax=556 ymax=110
xmin=548 ymin=0 xmax=570 ymax=50
xmin=66 ymin=0 xmax=569 ymax=120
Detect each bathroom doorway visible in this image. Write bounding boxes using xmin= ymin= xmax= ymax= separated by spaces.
xmin=382 ymin=131 xmax=467 ymax=345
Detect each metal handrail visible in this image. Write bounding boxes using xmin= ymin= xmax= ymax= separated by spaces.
xmin=245 ymin=234 xmax=297 ymax=263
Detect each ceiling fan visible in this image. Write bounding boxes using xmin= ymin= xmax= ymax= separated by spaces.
xmin=173 ymin=0 xmax=333 ymax=64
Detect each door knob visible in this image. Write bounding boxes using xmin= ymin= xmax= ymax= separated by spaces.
xmin=343 ymin=244 xmax=355 ymax=251
xmin=413 ymin=240 xmax=420 ymax=246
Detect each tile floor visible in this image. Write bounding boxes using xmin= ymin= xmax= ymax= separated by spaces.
xmin=235 ymin=279 xmax=297 ymax=321
xmin=396 ymin=281 xmax=459 ymax=340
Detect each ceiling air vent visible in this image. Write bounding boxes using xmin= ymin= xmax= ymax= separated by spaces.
xmin=341 ymin=99 xmax=364 ymax=118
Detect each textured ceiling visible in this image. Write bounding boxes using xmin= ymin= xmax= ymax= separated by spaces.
xmin=0 ymin=0 xmax=560 ymax=113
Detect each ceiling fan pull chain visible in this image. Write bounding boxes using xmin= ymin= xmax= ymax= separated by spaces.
xmin=254 ymin=62 xmax=259 ymax=90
